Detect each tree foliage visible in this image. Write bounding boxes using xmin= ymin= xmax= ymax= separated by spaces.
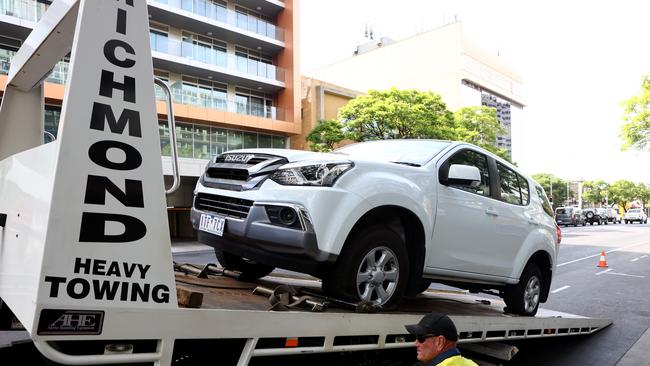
xmin=312 ymin=88 xmax=510 ymax=160
xmin=305 ymin=119 xmax=345 ymax=152
xmin=582 ymin=180 xmax=610 ymax=206
xmin=620 ymin=74 xmax=650 ymax=151
xmin=338 ymin=88 xmax=457 ymax=141
xmin=454 ymin=106 xmax=510 ymax=160
xmin=532 ymin=173 xmax=569 ymax=207
xmin=608 ymin=180 xmax=637 ymax=211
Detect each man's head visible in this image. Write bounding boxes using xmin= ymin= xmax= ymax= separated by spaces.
xmin=405 ymin=312 xmax=459 ymax=363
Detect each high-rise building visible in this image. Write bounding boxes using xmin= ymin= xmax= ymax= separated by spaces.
xmin=0 ymin=0 xmax=300 ymax=238
xmin=307 ymin=22 xmax=524 ymax=157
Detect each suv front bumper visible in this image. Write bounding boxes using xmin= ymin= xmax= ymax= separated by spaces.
xmin=191 ymin=203 xmax=336 ymax=275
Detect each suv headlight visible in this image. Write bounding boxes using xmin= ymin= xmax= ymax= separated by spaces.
xmin=270 ymin=161 xmax=353 ymax=187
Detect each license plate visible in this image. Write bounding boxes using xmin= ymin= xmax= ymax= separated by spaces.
xmin=199 ymin=214 xmax=226 ymax=236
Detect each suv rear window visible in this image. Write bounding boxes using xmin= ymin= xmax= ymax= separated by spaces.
xmin=556 ymin=208 xmax=571 ymax=215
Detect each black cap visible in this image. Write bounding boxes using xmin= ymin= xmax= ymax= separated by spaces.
xmin=405 ymin=312 xmax=458 ymax=341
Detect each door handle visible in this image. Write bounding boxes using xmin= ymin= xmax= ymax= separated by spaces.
xmin=485 ymin=208 xmax=499 ymax=216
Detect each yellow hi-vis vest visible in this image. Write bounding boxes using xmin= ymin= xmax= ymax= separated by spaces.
xmin=436 ymin=355 xmax=478 ymax=366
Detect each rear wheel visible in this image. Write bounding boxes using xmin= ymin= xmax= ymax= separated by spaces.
xmin=214 ymin=250 xmax=275 ymax=281
xmin=323 ymin=226 xmax=409 ymax=310
xmin=504 ymin=262 xmax=543 ymax=316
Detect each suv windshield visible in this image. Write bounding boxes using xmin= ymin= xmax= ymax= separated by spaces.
xmin=334 ymin=140 xmax=451 ymax=166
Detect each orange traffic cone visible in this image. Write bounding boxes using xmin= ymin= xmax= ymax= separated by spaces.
xmin=597 ymin=251 xmax=608 ymax=268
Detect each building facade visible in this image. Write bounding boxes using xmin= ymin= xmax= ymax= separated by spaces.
xmin=294 ymin=76 xmax=362 ymax=151
xmin=307 ymin=22 xmax=524 ymax=156
xmin=0 ymin=0 xmax=300 ymax=237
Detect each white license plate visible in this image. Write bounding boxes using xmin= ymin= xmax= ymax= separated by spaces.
xmin=199 ymin=214 xmax=226 ymax=236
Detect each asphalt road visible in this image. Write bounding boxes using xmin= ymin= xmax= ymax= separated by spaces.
xmin=511 ymin=221 xmax=650 ymax=365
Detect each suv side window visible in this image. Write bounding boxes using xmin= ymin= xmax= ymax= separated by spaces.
xmin=447 ymin=149 xmax=490 ymax=197
xmin=497 ymin=162 xmax=524 ymax=205
xmin=518 ymin=174 xmax=530 ymax=205
xmin=535 ymin=185 xmax=554 ymax=217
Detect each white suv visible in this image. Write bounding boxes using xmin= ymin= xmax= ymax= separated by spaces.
xmin=624 ymin=208 xmax=648 ymax=224
xmin=192 ymin=140 xmax=560 ymax=315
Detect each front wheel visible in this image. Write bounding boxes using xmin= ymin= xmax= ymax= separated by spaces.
xmin=214 ymin=250 xmax=275 ymax=281
xmin=504 ymin=262 xmax=543 ymax=316
xmin=322 ymin=226 xmax=409 ymax=310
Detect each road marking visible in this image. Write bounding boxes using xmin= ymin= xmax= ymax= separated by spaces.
xmin=596 ymin=269 xmax=612 ymax=275
xmin=558 ymin=240 xmax=650 ymax=267
xmin=551 ymin=285 xmax=570 ymax=294
xmin=608 ymin=272 xmax=645 ymax=278
xmin=642 ymin=255 xmax=649 ymax=259
xmin=632 ymin=258 xmax=640 ymax=262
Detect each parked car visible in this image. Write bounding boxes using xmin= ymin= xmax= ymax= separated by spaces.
xmin=624 ymin=208 xmax=648 ymax=224
xmin=555 ymin=207 xmax=585 ymax=227
xmin=606 ymin=207 xmax=622 ymax=224
xmin=583 ymin=207 xmax=609 ymax=225
xmin=192 ymin=140 xmax=560 ymax=315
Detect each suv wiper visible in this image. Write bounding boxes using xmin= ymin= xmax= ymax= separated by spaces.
xmin=392 ymin=161 xmax=421 ymax=167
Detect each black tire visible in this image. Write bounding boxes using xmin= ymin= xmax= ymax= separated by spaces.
xmin=322 ymin=226 xmax=409 ymax=310
xmin=214 ymin=249 xmax=275 ymax=281
xmin=590 ymin=222 xmax=594 ymax=225
xmin=504 ymin=262 xmax=543 ymax=316
xmin=582 ymin=221 xmax=586 ymax=226
xmin=586 ymin=211 xmax=594 ymax=219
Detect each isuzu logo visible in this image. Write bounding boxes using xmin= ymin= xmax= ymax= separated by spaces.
xmin=224 ymin=154 xmax=255 ymax=163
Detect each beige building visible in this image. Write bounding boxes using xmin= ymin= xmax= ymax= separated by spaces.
xmin=306 ymin=22 xmax=525 ymax=155
xmin=293 ymin=77 xmax=362 ymax=151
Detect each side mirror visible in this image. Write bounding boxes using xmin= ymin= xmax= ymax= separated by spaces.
xmin=447 ymin=164 xmax=481 ymax=187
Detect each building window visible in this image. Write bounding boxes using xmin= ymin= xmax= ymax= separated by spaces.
xmin=159 ymin=121 xmax=287 ymax=159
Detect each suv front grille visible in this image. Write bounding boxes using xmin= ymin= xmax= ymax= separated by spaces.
xmin=195 ymin=193 xmax=254 ymax=219
xmin=206 ymin=168 xmax=249 ymax=181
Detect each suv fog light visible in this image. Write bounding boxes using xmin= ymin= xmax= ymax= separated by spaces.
xmin=265 ymin=205 xmax=302 ymax=229
xmin=279 ymin=207 xmax=298 ymax=226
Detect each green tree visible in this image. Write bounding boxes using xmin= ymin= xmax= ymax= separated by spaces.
xmin=608 ymin=180 xmax=637 ymax=211
xmin=338 ymin=88 xmax=456 ymax=141
xmin=532 ymin=173 xmax=568 ymax=207
xmin=305 ymin=119 xmax=345 ymax=152
xmin=620 ymin=74 xmax=650 ymax=151
xmin=454 ymin=106 xmax=510 ymax=161
xmin=634 ymin=183 xmax=650 ymax=210
xmin=582 ymin=180 xmax=610 ymax=206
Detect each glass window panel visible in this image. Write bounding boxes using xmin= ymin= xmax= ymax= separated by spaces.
xmin=497 ymin=163 xmax=522 ymax=205
xmin=244 ymin=132 xmax=257 ymax=148
xmin=44 ymin=108 xmax=61 ymax=139
xmin=159 ymin=122 xmax=171 ymax=156
xmin=273 ymin=136 xmax=285 ymax=149
xmin=227 ymin=130 xmax=243 ymax=151
xmin=519 ymin=175 xmax=530 ymax=205
xmin=193 ymin=124 xmax=210 ymax=159
xmin=448 ymin=149 xmax=490 ymax=197
xmin=258 ymin=134 xmax=272 ymax=148
xmin=176 ymin=123 xmax=194 ymax=158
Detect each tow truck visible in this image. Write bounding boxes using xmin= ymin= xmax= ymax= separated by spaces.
xmin=0 ymin=1 xmax=612 ymax=364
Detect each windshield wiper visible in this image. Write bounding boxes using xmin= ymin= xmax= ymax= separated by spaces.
xmin=392 ymin=161 xmax=420 ymax=167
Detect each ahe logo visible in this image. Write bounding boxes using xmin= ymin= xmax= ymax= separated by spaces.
xmin=37 ymin=309 xmax=104 ymax=335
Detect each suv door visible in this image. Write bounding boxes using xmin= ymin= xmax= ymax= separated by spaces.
xmin=427 ymin=148 xmax=499 ymax=275
xmin=487 ymin=162 xmax=533 ymax=277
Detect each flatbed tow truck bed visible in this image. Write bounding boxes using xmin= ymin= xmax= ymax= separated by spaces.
xmin=0 ymin=1 xmax=611 ymax=364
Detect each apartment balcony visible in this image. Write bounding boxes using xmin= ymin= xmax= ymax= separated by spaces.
xmin=155 ymin=86 xmax=285 ymax=121
xmin=0 ymin=0 xmax=48 ymax=40
xmin=148 ymin=0 xmax=284 ymax=55
xmin=150 ymin=33 xmax=285 ymax=91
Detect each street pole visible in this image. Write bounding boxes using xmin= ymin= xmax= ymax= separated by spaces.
xmin=567 ymin=181 xmax=570 ymax=205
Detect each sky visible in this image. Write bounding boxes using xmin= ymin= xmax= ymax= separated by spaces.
xmin=299 ymin=0 xmax=650 ymax=183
